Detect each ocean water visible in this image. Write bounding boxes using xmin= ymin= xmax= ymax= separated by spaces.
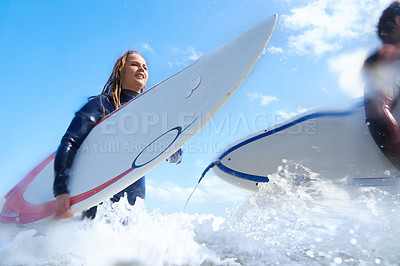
xmin=1 ymin=166 xmax=400 ymax=266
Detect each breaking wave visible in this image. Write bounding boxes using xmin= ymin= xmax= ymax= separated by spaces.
xmin=1 ymin=165 xmax=399 ymax=265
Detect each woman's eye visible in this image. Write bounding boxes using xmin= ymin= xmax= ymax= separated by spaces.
xmin=131 ymin=62 xmax=147 ymax=70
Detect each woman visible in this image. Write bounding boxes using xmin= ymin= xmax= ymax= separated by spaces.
xmin=364 ymin=1 xmax=400 ymax=169
xmin=54 ymin=50 xmax=181 ymax=219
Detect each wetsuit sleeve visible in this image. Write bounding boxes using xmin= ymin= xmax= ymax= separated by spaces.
xmin=53 ymin=96 xmax=113 ymax=196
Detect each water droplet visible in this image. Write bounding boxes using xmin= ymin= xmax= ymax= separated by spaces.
xmin=306 ymin=250 xmax=314 ymax=258
xmin=333 ymin=257 xmax=343 ymax=264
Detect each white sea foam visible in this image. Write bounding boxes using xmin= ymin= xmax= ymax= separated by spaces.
xmin=1 ymin=167 xmax=400 ymax=265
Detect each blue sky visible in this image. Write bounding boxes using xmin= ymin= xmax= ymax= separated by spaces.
xmin=0 ymin=0 xmax=393 ymax=216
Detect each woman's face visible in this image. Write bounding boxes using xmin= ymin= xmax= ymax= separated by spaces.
xmin=121 ymin=53 xmax=148 ymax=92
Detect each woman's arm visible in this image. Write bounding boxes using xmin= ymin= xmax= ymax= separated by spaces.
xmin=53 ymin=95 xmax=113 ymax=218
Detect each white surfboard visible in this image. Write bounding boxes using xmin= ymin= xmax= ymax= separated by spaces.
xmin=213 ymin=99 xmax=400 ymax=192
xmin=0 ymin=15 xmax=278 ymax=224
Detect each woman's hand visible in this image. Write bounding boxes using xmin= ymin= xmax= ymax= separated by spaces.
xmin=54 ymin=193 xmax=75 ymax=220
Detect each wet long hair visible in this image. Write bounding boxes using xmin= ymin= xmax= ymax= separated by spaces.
xmin=101 ymin=50 xmax=144 ymax=108
xmin=378 ymin=1 xmax=400 ymax=43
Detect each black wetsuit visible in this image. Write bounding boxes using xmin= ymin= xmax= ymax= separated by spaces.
xmin=53 ymin=90 xmax=145 ymax=218
xmin=364 ymin=49 xmax=400 ymax=169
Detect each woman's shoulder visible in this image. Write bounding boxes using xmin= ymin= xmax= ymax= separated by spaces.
xmin=88 ymin=94 xmax=112 ymax=105
xmin=78 ymin=94 xmax=115 ymax=115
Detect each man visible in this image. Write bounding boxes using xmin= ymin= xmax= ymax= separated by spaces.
xmin=364 ymin=1 xmax=400 ymax=169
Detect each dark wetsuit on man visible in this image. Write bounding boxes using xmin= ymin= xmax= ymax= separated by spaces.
xmin=53 ymin=89 xmax=145 ymax=218
xmin=364 ymin=46 xmax=400 ymax=169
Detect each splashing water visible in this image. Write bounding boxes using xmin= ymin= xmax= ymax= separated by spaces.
xmin=1 ymin=166 xmax=400 ymax=265
xmin=0 ymin=199 xmax=230 ymax=266
xmin=200 ymin=165 xmax=400 ymax=265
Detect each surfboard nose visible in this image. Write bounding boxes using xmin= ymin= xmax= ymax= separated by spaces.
xmin=203 ymin=14 xmax=278 ymax=81
xmin=187 ymin=14 xmax=278 ymax=117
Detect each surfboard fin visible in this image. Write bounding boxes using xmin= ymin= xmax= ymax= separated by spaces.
xmin=183 ymin=160 xmax=220 ymax=211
